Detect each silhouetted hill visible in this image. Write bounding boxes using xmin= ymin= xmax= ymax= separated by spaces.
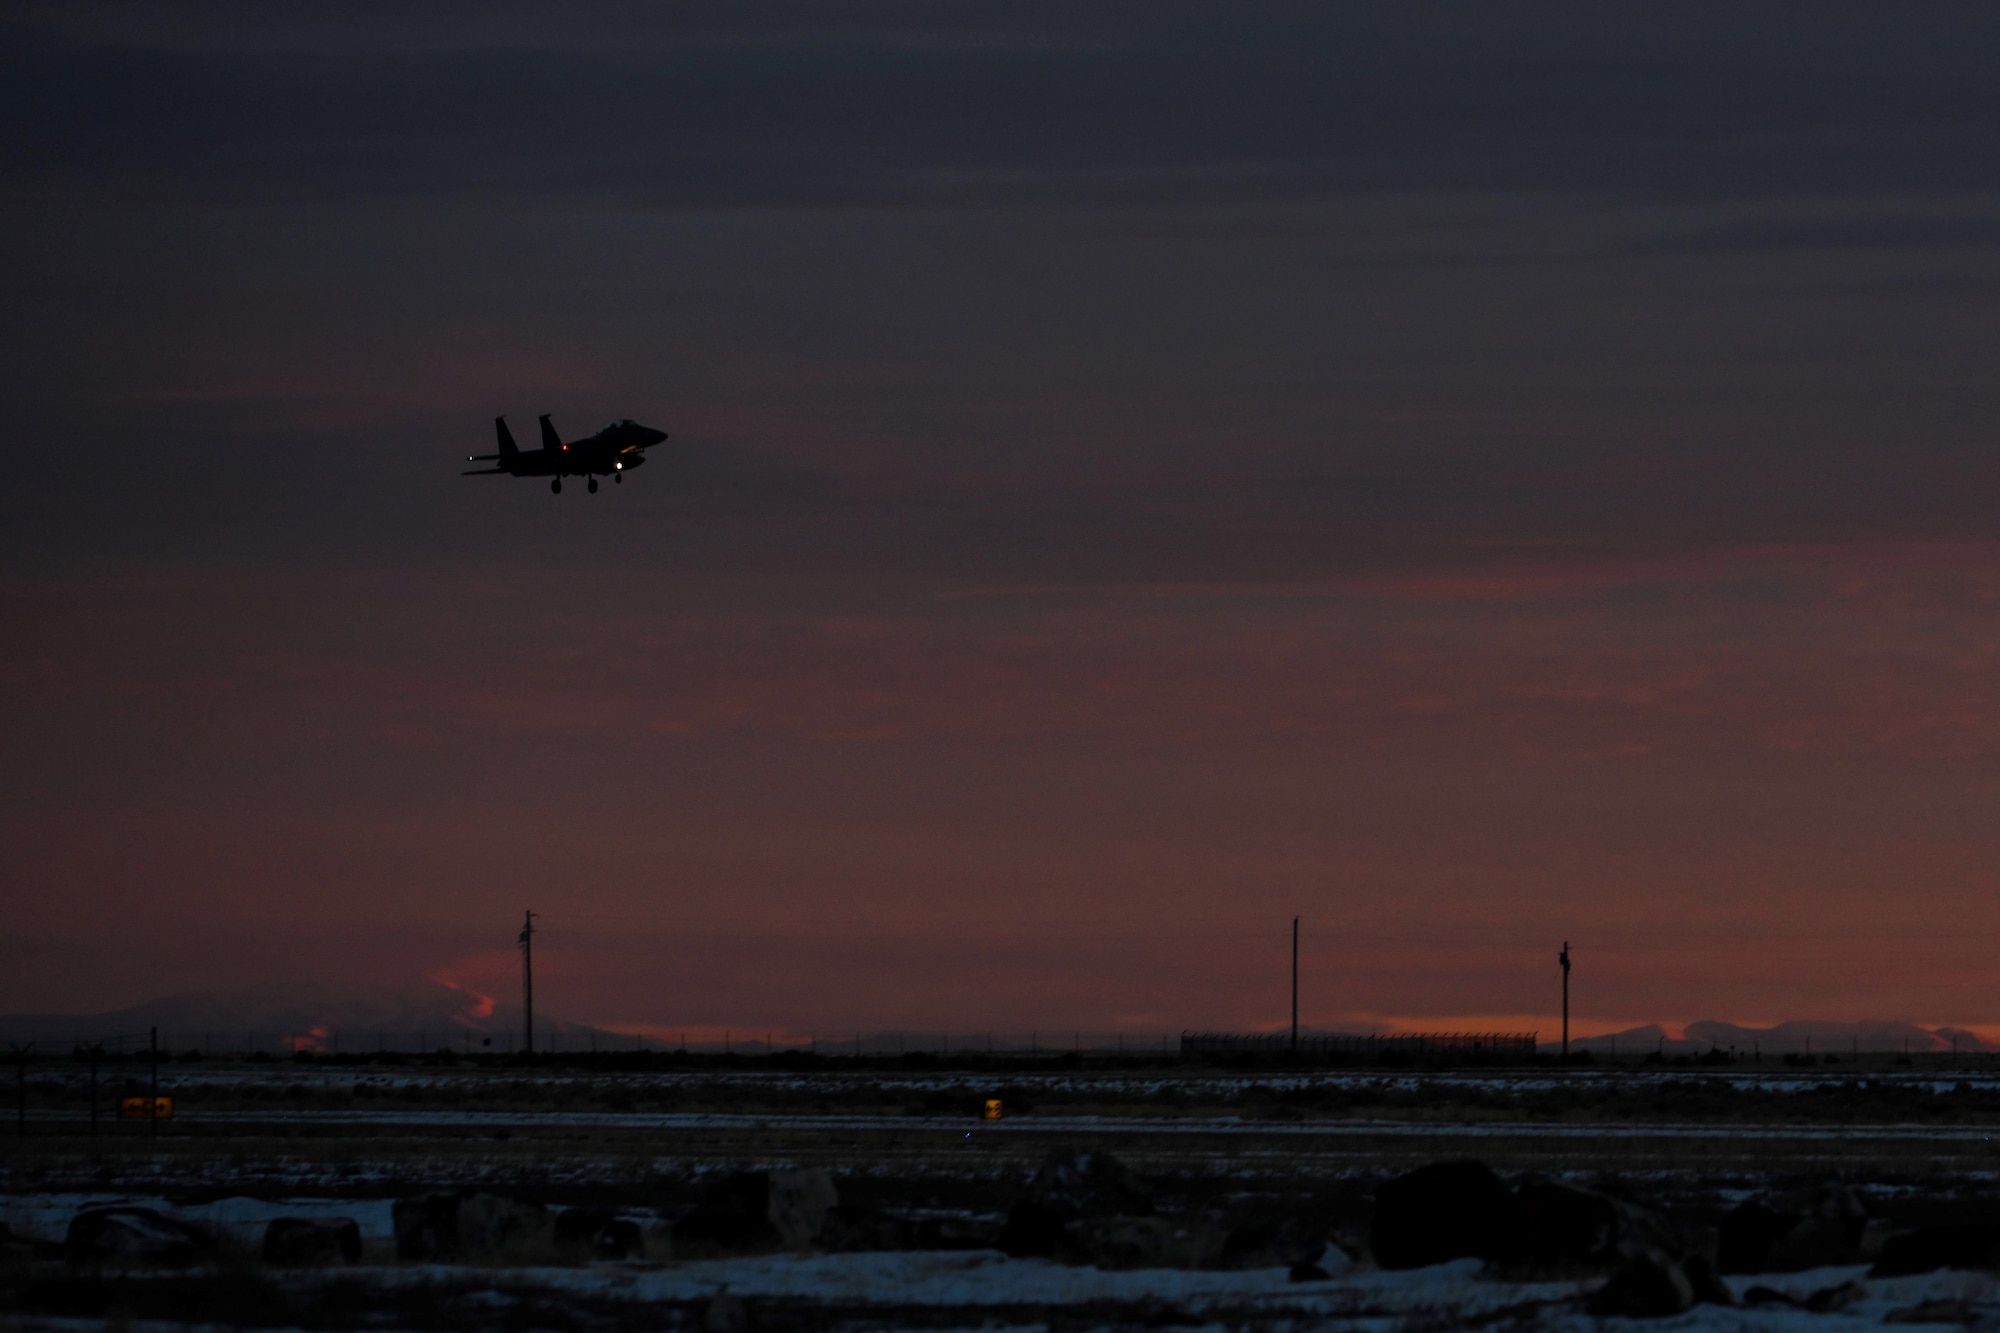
xmin=1545 ymin=1019 xmax=1994 ymax=1056
xmin=0 ymin=978 xmax=608 ymax=1054
xmin=1683 ymin=1019 xmax=1993 ymax=1055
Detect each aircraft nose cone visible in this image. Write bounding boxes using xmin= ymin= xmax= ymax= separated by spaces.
xmin=647 ymin=427 xmax=668 ymax=444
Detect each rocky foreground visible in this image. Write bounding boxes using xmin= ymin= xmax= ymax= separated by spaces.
xmin=10 ymin=1148 xmax=2000 ymax=1328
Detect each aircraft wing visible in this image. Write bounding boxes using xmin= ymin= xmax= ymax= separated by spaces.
xmin=461 ymin=467 xmax=509 ymax=475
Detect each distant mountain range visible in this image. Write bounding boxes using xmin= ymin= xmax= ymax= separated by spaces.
xmin=4 ymin=986 xmax=1990 ymax=1058
xmin=0 ymin=978 xmax=610 ymax=1055
xmin=1545 ymin=1019 xmax=1994 ymax=1056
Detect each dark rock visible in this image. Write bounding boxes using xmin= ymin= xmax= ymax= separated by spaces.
xmin=1588 ymin=1247 xmax=1697 ymax=1318
xmin=1 ymin=1220 xmax=59 ymax=1262
xmin=818 ymin=1203 xmax=915 ymax=1253
xmin=676 ymin=1174 xmax=780 ymax=1255
xmin=553 ymin=1208 xmax=645 ymax=1262
xmin=674 ymin=1169 xmax=839 ymax=1257
xmin=64 ymin=1208 xmax=214 ymax=1266
xmin=1719 ymin=1184 xmax=1867 ymax=1273
xmin=1022 ymin=1149 xmax=1154 ymax=1220
xmin=1512 ymin=1181 xmax=1632 ymax=1269
xmin=600 ymin=1217 xmax=646 ymax=1260
xmin=1369 ymin=1161 xmax=1518 ymax=1270
xmin=1500 ymin=1181 xmax=1690 ymax=1280
xmin=1871 ymin=1225 xmax=2000 ymax=1277
xmin=457 ymin=1194 xmax=552 ymax=1261
xmin=1770 ymin=1186 xmax=1868 ymax=1270
xmin=767 ymin=1169 xmax=838 ymax=1252
xmin=1718 ymin=1202 xmax=1794 ymax=1274
xmin=392 ymin=1193 xmax=549 ymax=1261
xmin=393 ymin=1194 xmax=462 ymax=1260
xmin=261 ymin=1217 xmax=361 ymax=1265
xmin=995 ymin=1200 xmax=1069 ymax=1259
xmin=997 ymin=1149 xmax=1154 ymax=1262
xmin=1681 ymin=1253 xmax=1737 ymax=1306
xmin=1220 ymin=1214 xmax=1329 ymax=1271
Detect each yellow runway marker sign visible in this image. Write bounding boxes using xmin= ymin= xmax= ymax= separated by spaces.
xmin=119 ymin=1096 xmax=173 ymax=1120
xmin=983 ymin=1098 xmax=1003 ymax=1120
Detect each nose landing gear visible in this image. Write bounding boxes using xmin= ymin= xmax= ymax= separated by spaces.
xmin=587 ymin=477 xmax=599 ymax=494
xmin=551 ymin=478 xmax=562 ymax=495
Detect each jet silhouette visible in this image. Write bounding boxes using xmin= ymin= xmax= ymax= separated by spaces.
xmin=463 ymin=415 xmax=670 ymax=494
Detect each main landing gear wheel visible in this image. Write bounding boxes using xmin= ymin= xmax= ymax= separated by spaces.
xmin=587 ymin=477 xmax=598 ymax=493
xmin=551 ymin=479 xmax=562 ymax=494
xmin=614 ymin=472 xmax=622 ymax=484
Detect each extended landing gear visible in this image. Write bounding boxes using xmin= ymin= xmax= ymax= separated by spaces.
xmin=551 ymin=478 xmax=562 ymax=495
xmin=614 ymin=472 xmax=622 ymax=484
xmin=587 ymin=477 xmax=599 ymax=494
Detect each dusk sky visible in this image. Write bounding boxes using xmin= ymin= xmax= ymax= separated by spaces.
xmin=6 ymin=3 xmax=2000 ymax=1039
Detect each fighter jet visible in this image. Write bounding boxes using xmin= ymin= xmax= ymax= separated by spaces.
xmin=462 ymin=415 xmax=669 ymax=494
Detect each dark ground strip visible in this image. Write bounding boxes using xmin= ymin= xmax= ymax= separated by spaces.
xmin=0 ymin=1267 xmax=1425 ymax=1333
xmin=10 ymin=1116 xmax=2000 ymax=1179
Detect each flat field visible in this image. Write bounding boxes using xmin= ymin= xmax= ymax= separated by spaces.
xmin=7 ymin=1054 xmax=2000 ymax=1329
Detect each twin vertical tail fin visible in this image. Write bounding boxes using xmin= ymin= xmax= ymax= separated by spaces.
xmin=538 ymin=415 xmax=563 ymax=453
xmin=465 ymin=416 xmax=519 ymax=470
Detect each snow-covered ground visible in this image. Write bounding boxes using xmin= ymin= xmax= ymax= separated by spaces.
xmin=10 ymin=1238 xmax=2000 ymax=1330
xmin=1 ymin=1193 xmax=401 ymax=1249
xmin=12 ymin=1188 xmax=2000 ymax=1329
xmin=418 ymin=1252 xmax=2000 ymax=1327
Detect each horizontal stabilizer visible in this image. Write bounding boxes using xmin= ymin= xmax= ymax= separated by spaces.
xmin=461 ymin=468 xmax=508 ymax=475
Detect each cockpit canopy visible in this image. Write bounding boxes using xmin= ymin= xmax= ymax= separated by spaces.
xmin=597 ymin=418 xmax=666 ymax=446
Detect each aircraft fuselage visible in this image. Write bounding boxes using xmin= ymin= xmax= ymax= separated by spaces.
xmin=465 ymin=415 xmax=669 ymax=492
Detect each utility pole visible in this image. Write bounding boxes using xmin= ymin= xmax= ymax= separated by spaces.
xmin=519 ymin=910 xmax=537 ymax=1056
xmin=1290 ymin=916 xmax=1300 ymax=1053
xmin=1559 ymin=942 xmax=1572 ymax=1058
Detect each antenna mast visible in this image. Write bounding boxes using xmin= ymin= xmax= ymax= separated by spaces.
xmin=1559 ymin=941 xmax=1572 ymax=1058
xmin=520 ymin=910 xmax=538 ymax=1055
